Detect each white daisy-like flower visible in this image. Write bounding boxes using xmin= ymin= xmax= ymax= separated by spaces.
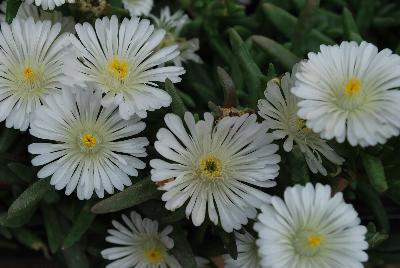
xmin=15 ymin=2 xmax=75 ymax=33
xmin=151 ymin=7 xmax=202 ymax=66
xmin=0 ymin=18 xmax=68 ymax=131
xmin=254 ymin=183 xmax=368 ymax=268
xmin=150 ymin=112 xmax=280 ymax=232
xmin=68 ymin=15 xmax=185 ymax=119
xmin=25 ymin=0 xmax=75 ymax=10
xmin=292 ymin=41 xmax=400 ymax=147
xmin=258 ymin=68 xmax=344 ymax=175
xmin=224 ymin=231 xmax=261 ymax=268
xmin=101 ymin=211 xmax=181 ymax=268
xmin=28 ymin=87 xmax=149 ymax=200
xmin=122 ymin=0 xmax=153 ymax=17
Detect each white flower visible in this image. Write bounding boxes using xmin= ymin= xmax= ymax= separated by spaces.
xmin=68 ymin=15 xmax=185 ymax=119
xmin=101 ymin=211 xmax=181 ymax=268
xmin=25 ymin=0 xmax=75 ymax=10
xmin=151 ymin=7 xmax=202 ymax=66
xmin=15 ymin=2 xmax=75 ymax=33
xmin=28 ymin=87 xmax=149 ymax=200
xmin=122 ymin=0 xmax=153 ymax=17
xmin=292 ymin=41 xmax=400 ymax=147
xmin=254 ymin=183 xmax=368 ymax=268
xmin=0 ymin=18 xmax=68 ymax=131
xmin=224 ymin=231 xmax=261 ymax=268
xmin=258 ymin=68 xmax=344 ymax=175
xmin=150 ymin=112 xmax=280 ymax=232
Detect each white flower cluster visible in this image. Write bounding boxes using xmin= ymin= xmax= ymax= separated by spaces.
xmin=3 ymin=0 xmax=399 ymax=267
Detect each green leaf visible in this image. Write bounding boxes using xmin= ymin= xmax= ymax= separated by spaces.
xmin=91 ymin=179 xmax=159 ymax=214
xmin=0 ymin=226 xmax=12 ymax=239
xmin=252 ymin=35 xmax=300 ymax=70
xmin=5 ymin=0 xmax=21 ymax=24
xmin=342 ymin=7 xmax=363 ymax=42
xmin=12 ymin=228 xmax=50 ymax=258
xmin=361 ymin=152 xmax=388 ymax=192
xmin=356 ymin=181 xmax=390 ymax=232
xmin=165 ymin=79 xmax=187 ymax=118
xmin=8 ymin=163 xmax=36 ymax=183
xmin=218 ymin=230 xmax=238 ymax=259
xmin=287 ymin=146 xmax=310 ymax=184
xmin=217 ymin=67 xmax=238 ymax=108
xmin=63 ymin=201 xmax=96 ymax=249
xmin=356 ymin=0 xmax=376 ymax=33
xmin=170 ymin=227 xmax=197 ymax=268
xmin=366 ymin=222 xmax=388 ymax=249
xmin=62 ymin=243 xmax=90 ymax=268
xmin=0 ymin=128 xmax=19 ymax=153
xmin=228 ymin=28 xmax=263 ymax=107
xmin=160 ymin=206 xmax=186 ymax=223
xmin=7 ymin=178 xmax=52 ymax=226
xmin=42 ymin=205 xmax=64 ymax=254
xmin=291 ymin=0 xmax=320 ymax=55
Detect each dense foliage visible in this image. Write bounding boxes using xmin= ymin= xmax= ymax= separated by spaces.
xmin=0 ymin=0 xmax=400 ymax=267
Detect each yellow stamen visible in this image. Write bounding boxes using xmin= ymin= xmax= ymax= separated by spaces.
xmin=81 ymin=133 xmax=97 ymax=148
xmin=307 ymin=235 xmax=322 ymax=248
xmin=24 ymin=67 xmax=34 ymax=80
xmin=345 ymin=78 xmax=361 ymax=95
xmin=199 ymin=155 xmax=222 ymax=178
xmin=144 ymin=249 xmax=163 ymax=264
xmin=108 ymin=57 xmax=129 ymax=80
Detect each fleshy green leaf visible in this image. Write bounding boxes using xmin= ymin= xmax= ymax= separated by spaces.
xmin=91 ymin=179 xmax=159 ymax=214
xmin=342 ymin=7 xmax=363 ymax=42
xmin=361 ymin=152 xmax=388 ymax=192
xmin=218 ymin=229 xmax=238 ymax=259
xmin=252 ymin=35 xmax=300 ymax=70
xmin=42 ymin=205 xmax=64 ymax=254
xmin=170 ymin=227 xmax=197 ymax=268
xmin=7 ymin=178 xmax=52 ymax=226
xmin=288 ymin=146 xmax=310 ymax=184
xmin=5 ymin=0 xmax=21 ymax=24
xmin=63 ymin=201 xmax=96 ymax=249
xmin=366 ymin=222 xmax=388 ymax=249
xmin=63 ymin=243 xmax=90 ymax=268
xmin=217 ymin=67 xmax=238 ymax=108
xmin=165 ymin=79 xmax=187 ymax=118
xmin=12 ymin=228 xmax=50 ymax=258
xmin=8 ymin=163 xmax=36 ymax=183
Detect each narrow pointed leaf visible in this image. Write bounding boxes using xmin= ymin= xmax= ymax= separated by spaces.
xmin=42 ymin=205 xmax=64 ymax=254
xmin=5 ymin=0 xmax=21 ymax=23
xmin=91 ymin=179 xmax=159 ymax=214
xmin=165 ymin=79 xmax=187 ymax=118
xmin=170 ymin=227 xmax=197 ymax=268
xmin=361 ymin=152 xmax=388 ymax=192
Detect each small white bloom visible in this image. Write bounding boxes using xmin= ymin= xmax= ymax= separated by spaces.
xmin=122 ymin=0 xmax=153 ymax=17
xmin=15 ymin=2 xmax=75 ymax=33
xmin=292 ymin=41 xmax=400 ymax=147
xmin=151 ymin=7 xmax=202 ymax=66
xmin=68 ymin=15 xmax=185 ymax=119
xmin=224 ymin=231 xmax=261 ymax=268
xmin=28 ymin=87 xmax=149 ymax=200
xmin=25 ymin=0 xmax=75 ymax=10
xmin=150 ymin=112 xmax=280 ymax=233
xmin=258 ymin=68 xmax=344 ymax=175
xmin=101 ymin=211 xmax=181 ymax=268
xmin=0 ymin=18 xmax=68 ymax=131
xmin=254 ymin=183 xmax=369 ymax=268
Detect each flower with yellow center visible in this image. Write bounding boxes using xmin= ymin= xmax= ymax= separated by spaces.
xmin=0 ymin=18 xmax=68 ymax=131
xmin=24 ymin=0 xmax=75 ymax=10
xmin=254 ymin=183 xmax=369 ymax=268
xmin=258 ymin=67 xmax=344 ymax=176
xmin=345 ymin=78 xmax=361 ymax=96
xmin=29 ymin=87 xmax=149 ymax=200
xmin=151 ymin=112 xmax=280 ymax=232
xmin=108 ymin=58 xmax=129 ymax=80
xmin=68 ymin=15 xmax=185 ymax=120
xmin=101 ymin=211 xmax=181 ymax=268
xmin=199 ymin=155 xmax=222 ymax=178
xmin=293 ymin=41 xmax=400 ymax=147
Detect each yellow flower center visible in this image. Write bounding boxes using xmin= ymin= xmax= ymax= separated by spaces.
xmin=108 ymin=57 xmax=129 ymax=80
xmin=144 ymin=249 xmax=163 ymax=264
xmin=199 ymin=155 xmax=222 ymax=178
xmin=24 ymin=67 xmax=34 ymax=80
xmin=81 ymin=133 xmax=97 ymax=148
xmin=345 ymin=78 xmax=361 ymax=95
xmin=307 ymin=235 xmax=322 ymax=248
